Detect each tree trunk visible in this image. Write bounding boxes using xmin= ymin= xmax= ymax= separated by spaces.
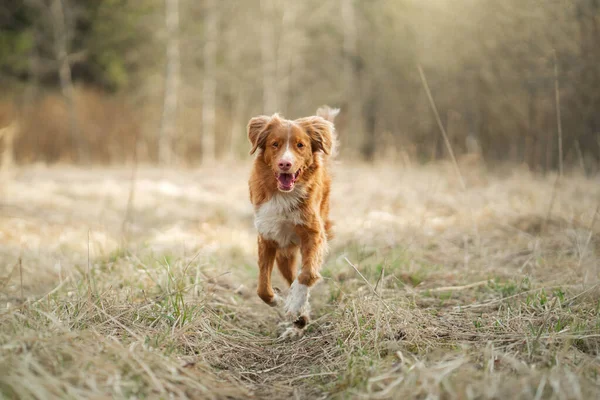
xmin=362 ymin=96 xmax=377 ymax=161
xmin=50 ymin=0 xmax=88 ymax=163
xmin=158 ymin=0 xmax=180 ymax=165
xmin=229 ymin=88 xmax=245 ymax=159
xmin=576 ymin=1 xmax=600 ymax=167
xmin=260 ymin=0 xmax=277 ymax=114
xmin=22 ymin=29 xmax=41 ymax=111
xmin=223 ymin=9 xmax=243 ymax=160
xmin=0 ymin=121 xmax=17 ymax=177
xmin=341 ymin=0 xmax=360 ymax=155
xmin=276 ymin=0 xmax=297 ymax=115
xmin=202 ymin=0 xmax=218 ymax=163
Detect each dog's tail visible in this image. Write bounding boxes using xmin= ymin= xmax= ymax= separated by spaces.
xmin=317 ymin=105 xmax=340 ymax=123
xmin=316 ymin=105 xmax=340 ymax=158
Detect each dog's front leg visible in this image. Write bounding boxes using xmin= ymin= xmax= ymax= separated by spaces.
xmin=286 ymin=221 xmax=327 ymax=327
xmin=256 ymin=236 xmax=280 ymax=306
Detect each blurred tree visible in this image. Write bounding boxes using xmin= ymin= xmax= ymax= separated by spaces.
xmin=22 ymin=0 xmax=89 ymax=162
xmin=83 ymin=0 xmax=161 ymax=91
xmin=574 ymin=0 xmax=600 ymax=165
xmin=0 ymin=0 xmax=598 ymax=170
xmin=341 ymin=0 xmax=360 ymax=157
xmin=158 ymin=0 xmax=180 ymax=165
xmin=50 ymin=0 xmax=87 ymax=162
xmin=0 ymin=3 xmax=33 ymax=84
xmin=201 ymin=0 xmax=217 ymax=164
xmin=260 ymin=0 xmax=277 ymax=115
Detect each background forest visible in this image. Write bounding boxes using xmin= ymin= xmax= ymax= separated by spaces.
xmin=1 ymin=0 xmax=599 ymax=171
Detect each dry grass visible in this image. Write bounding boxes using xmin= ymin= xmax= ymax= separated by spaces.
xmin=3 ymin=89 xmax=144 ymax=164
xmin=1 ymin=162 xmax=600 ymax=399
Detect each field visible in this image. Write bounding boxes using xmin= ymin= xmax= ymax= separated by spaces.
xmin=1 ymin=161 xmax=600 ymax=399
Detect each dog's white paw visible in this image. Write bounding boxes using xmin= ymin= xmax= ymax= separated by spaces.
xmin=285 ymin=281 xmax=310 ymax=316
xmin=268 ymin=287 xmax=284 ymax=307
xmin=285 ymin=280 xmax=311 ymax=328
xmin=268 ymin=292 xmax=282 ymax=307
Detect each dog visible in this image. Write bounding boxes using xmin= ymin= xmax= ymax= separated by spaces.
xmin=247 ymin=106 xmax=339 ymax=330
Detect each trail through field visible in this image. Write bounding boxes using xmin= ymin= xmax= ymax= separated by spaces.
xmin=1 ymin=162 xmax=600 ymax=399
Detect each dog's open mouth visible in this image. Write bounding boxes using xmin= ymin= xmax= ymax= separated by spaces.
xmin=276 ymin=171 xmax=300 ymax=192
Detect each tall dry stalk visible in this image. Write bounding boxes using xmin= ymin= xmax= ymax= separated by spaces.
xmin=578 ymin=205 xmax=599 ymax=268
xmin=553 ymin=50 xmax=563 ymax=177
xmin=574 ymin=140 xmax=585 ymax=173
xmin=543 ymin=174 xmax=561 ymax=233
xmin=418 ymin=64 xmax=466 ymax=190
xmin=121 ymin=129 xmax=140 ymax=242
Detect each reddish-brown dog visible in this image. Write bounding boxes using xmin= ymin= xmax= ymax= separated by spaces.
xmin=247 ymin=106 xmax=339 ymax=329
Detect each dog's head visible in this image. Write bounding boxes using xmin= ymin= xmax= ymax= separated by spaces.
xmin=248 ymin=111 xmax=335 ymax=193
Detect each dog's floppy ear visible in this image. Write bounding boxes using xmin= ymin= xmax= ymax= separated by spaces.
xmin=247 ymin=115 xmax=271 ymax=155
xmin=295 ymin=116 xmax=334 ymax=155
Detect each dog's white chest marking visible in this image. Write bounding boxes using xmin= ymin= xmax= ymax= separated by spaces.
xmin=255 ymin=190 xmax=304 ymax=247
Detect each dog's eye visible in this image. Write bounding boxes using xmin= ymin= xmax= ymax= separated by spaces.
xmin=272 ymin=142 xmax=279 ymax=148
xmin=297 ymin=143 xmax=304 ymax=148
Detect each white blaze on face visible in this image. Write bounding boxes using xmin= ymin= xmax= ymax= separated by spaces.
xmin=280 ymin=122 xmax=295 ymax=167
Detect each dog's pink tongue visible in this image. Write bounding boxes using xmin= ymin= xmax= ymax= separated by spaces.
xmin=278 ymin=173 xmax=294 ymax=189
